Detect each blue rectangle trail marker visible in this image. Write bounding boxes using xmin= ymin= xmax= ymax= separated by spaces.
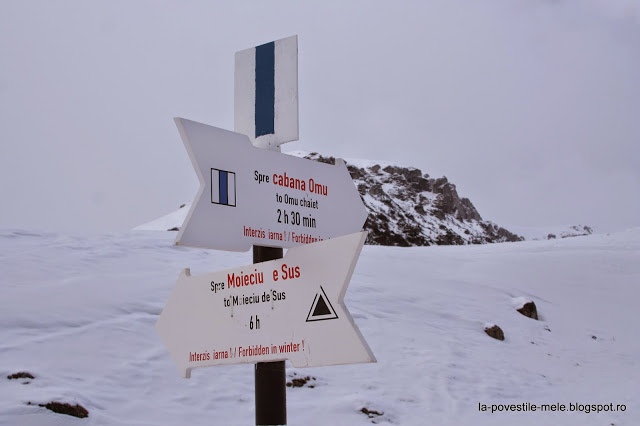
xmin=255 ymin=41 xmax=275 ymax=138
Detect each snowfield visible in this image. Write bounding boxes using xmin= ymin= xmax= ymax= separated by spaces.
xmin=1 ymin=228 xmax=638 ymax=425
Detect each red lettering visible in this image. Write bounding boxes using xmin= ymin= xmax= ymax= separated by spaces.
xmin=272 ymin=172 xmax=306 ymax=191
xmin=280 ymin=264 xmax=301 ymax=280
xmin=228 ymin=270 xmax=264 ymax=288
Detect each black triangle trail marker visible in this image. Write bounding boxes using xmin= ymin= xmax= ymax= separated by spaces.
xmin=306 ymin=286 xmax=338 ymax=322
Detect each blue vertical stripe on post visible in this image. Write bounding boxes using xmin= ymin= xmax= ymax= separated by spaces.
xmin=219 ymin=171 xmax=228 ymax=205
xmin=255 ymin=41 xmax=275 ymax=138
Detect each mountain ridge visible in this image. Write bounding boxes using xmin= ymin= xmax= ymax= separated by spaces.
xmin=303 ymin=152 xmax=522 ymax=246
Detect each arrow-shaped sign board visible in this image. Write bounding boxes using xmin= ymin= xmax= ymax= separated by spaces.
xmin=156 ymin=232 xmax=375 ymax=378
xmin=174 ymin=118 xmax=368 ymax=252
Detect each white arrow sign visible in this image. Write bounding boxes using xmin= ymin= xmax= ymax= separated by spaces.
xmin=156 ymin=232 xmax=375 ymax=378
xmin=174 ymin=118 xmax=368 ymax=252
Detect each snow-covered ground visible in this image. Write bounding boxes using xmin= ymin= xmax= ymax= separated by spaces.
xmin=1 ymin=228 xmax=638 ymax=425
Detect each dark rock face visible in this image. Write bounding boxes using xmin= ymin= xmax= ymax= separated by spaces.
xmin=28 ymin=401 xmax=89 ymax=418
xmin=434 ymin=183 xmax=482 ymax=222
xmin=7 ymin=372 xmax=34 ymax=380
xmin=480 ymin=223 xmax=523 ymax=243
xmin=286 ymin=376 xmax=316 ymax=388
xmin=304 ymin=153 xmax=523 ymax=247
xmin=361 ymin=407 xmax=384 ymax=419
xmin=485 ymin=325 xmax=505 ymax=341
xmin=517 ymin=301 xmax=539 ymax=320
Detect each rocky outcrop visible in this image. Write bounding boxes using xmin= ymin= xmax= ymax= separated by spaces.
xmin=559 ymin=225 xmax=593 ymax=239
xmin=517 ymin=301 xmax=539 ymax=320
xmin=484 ymin=325 xmax=505 ymax=341
xmin=304 ymin=153 xmax=523 ymax=247
xmin=27 ymin=401 xmax=89 ymax=419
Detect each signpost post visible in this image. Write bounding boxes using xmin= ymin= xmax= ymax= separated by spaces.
xmin=156 ymin=35 xmax=373 ymax=426
xmin=253 ymin=246 xmax=286 ymax=425
xmin=235 ymin=35 xmax=299 ymax=426
xmin=237 ymin=34 xmax=301 ymax=426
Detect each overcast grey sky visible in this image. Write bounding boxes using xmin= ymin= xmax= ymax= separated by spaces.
xmin=1 ymin=0 xmax=638 ymax=234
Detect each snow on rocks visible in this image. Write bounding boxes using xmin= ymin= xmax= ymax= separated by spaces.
xmin=303 ymin=152 xmax=523 ymax=247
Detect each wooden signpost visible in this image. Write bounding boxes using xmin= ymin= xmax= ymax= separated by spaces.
xmin=156 ymin=36 xmax=374 ymax=426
